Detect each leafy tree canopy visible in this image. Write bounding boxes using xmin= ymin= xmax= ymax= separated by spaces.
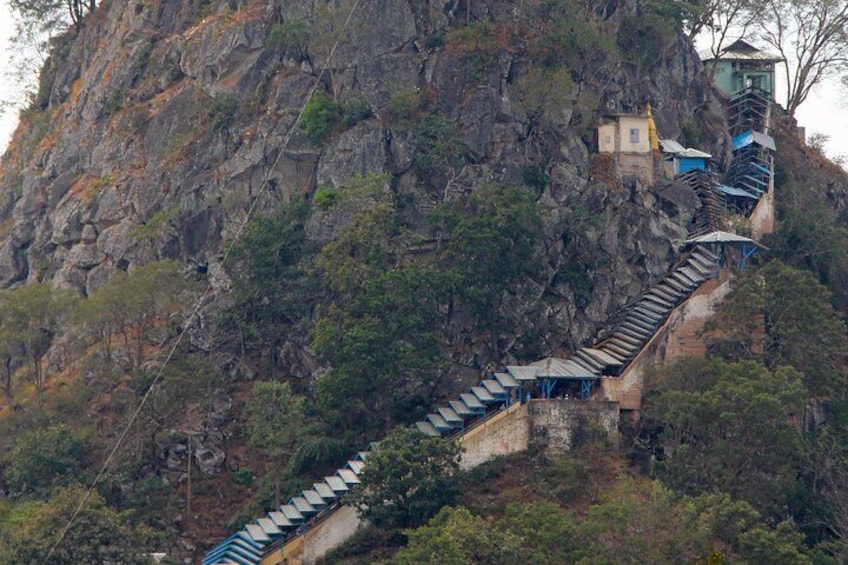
xmin=0 ymin=484 xmax=153 ymax=565
xmin=708 ymin=261 xmax=848 ymax=399
xmin=3 ymin=424 xmax=85 ymax=498
xmin=396 ymin=480 xmax=814 ymax=565
xmin=349 ymin=426 xmax=461 ymax=530
xmin=245 ymin=380 xmax=309 ymax=507
xmin=644 ymin=358 xmax=805 ymax=518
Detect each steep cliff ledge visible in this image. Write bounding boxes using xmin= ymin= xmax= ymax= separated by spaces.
xmin=0 ymin=0 xmax=724 ymax=354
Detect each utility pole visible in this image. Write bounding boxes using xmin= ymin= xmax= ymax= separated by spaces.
xmin=177 ymin=429 xmax=201 ymax=528
xmin=187 ymin=433 xmax=192 ymax=522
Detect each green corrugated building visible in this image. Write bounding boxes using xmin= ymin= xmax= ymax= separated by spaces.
xmin=699 ymin=39 xmax=782 ymax=99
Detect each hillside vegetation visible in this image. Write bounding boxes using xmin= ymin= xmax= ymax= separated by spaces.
xmin=0 ymin=0 xmax=848 ymax=563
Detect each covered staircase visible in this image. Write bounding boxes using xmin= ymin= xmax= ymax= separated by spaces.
xmin=203 ymin=241 xmax=724 ymax=565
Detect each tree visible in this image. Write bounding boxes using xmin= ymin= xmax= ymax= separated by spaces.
xmin=395 ymin=482 xmax=815 ymax=565
xmin=710 ymin=261 xmax=848 ymax=398
xmin=225 ymin=202 xmax=318 ymax=377
xmin=0 ymin=282 xmax=76 ymax=393
xmin=392 ymin=506 xmax=523 ymax=565
xmin=349 ymin=426 xmax=461 ymax=530
xmin=431 ymin=184 xmax=543 ymax=344
xmin=313 ymin=174 xmax=449 ymax=437
xmin=245 ymin=381 xmax=308 ymax=508
xmin=76 ymin=260 xmax=194 ymax=371
xmin=580 ymin=480 xmax=813 ymax=565
xmin=755 ymin=0 xmax=848 ymax=116
xmin=688 ymin=0 xmax=764 ymax=85
xmin=10 ymin=0 xmax=97 ymax=32
xmin=644 ymin=359 xmax=805 ymax=518
xmin=765 ymin=181 xmax=848 ymax=311
xmin=313 ymin=266 xmax=448 ymax=437
xmin=0 ymin=485 xmax=153 ymax=565
xmin=3 ymin=424 xmax=85 ymax=497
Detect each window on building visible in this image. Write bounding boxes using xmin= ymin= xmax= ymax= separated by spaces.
xmin=630 ymin=128 xmax=640 ymax=144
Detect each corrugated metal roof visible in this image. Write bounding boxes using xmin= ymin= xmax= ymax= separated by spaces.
xmin=733 ymin=130 xmax=776 ymax=150
xmin=685 ymin=230 xmax=766 ymax=248
xmin=416 ymin=420 xmax=440 ymax=436
xmin=313 ymin=482 xmax=336 ymax=500
xmin=203 ymin=532 xmax=264 ymax=565
xmin=699 ymin=39 xmax=782 ymax=62
xmin=717 ymin=184 xmax=758 ymax=199
xmin=481 ymin=379 xmax=507 ymax=396
xmin=324 ymin=476 xmax=349 ymax=492
xmin=427 ymin=412 xmax=452 ymax=430
xmin=302 ymin=490 xmax=326 ymax=507
xmin=677 ymin=148 xmax=711 ymax=159
xmin=291 ymin=497 xmax=316 ymax=514
xmin=268 ymin=511 xmax=294 ymax=528
xmin=506 ymin=365 xmax=539 ymax=381
xmin=470 ymin=386 xmax=496 ymax=403
xmin=450 ymin=400 xmax=476 ymax=417
xmin=659 ymin=139 xmax=686 ymax=153
xmin=438 ymin=406 xmax=463 ymax=423
xmin=459 ymin=393 xmax=485 ymax=411
xmin=493 ymin=372 xmax=520 ymax=388
xmin=529 ymin=357 xmax=598 ymax=378
xmin=279 ymin=504 xmax=305 ymax=521
xmin=256 ymin=518 xmax=283 ymax=536
xmin=337 ymin=469 xmax=361 ymax=485
xmin=244 ymin=524 xmax=271 ymax=543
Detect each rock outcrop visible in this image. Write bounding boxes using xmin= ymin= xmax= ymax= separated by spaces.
xmin=0 ymin=0 xmax=726 ymax=368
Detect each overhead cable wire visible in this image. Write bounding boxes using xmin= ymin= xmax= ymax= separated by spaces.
xmin=47 ymin=0 xmax=363 ymax=558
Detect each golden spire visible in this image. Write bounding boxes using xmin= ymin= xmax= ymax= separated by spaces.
xmin=646 ymin=102 xmax=659 ymax=152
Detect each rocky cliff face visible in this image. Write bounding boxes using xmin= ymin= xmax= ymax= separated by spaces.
xmin=0 ymin=0 xmax=724 ymax=365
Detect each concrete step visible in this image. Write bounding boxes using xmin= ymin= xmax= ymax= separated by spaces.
xmin=617 ymin=324 xmax=649 ymax=342
xmin=605 ymin=336 xmax=638 ymax=354
xmin=600 ymin=342 xmax=633 ymax=360
xmin=574 ymin=349 xmax=605 ymax=371
xmin=610 ymin=331 xmax=642 ymax=347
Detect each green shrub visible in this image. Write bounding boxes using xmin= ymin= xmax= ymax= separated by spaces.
xmin=312 ymin=187 xmax=339 ymax=209
xmin=301 ymin=93 xmax=342 ymax=144
xmin=231 ymin=468 xmax=255 ymax=487
xmin=341 ymin=98 xmax=373 ymax=129
xmin=207 ymin=93 xmax=239 ymax=131
xmin=387 ymin=91 xmax=423 ymax=123
xmin=444 ymin=21 xmax=500 ymax=81
xmin=268 ymin=18 xmax=310 ymax=59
